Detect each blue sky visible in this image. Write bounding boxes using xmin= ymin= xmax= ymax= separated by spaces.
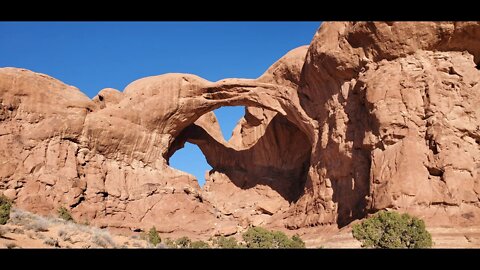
xmin=0 ymin=21 xmax=321 ymax=186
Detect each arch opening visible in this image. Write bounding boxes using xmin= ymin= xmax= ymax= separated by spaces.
xmin=166 ymin=105 xmax=312 ymax=207
xmin=169 ymin=142 xmax=212 ymax=187
xmin=213 ymin=106 xmax=245 ymax=141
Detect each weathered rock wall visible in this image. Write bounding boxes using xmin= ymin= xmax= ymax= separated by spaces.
xmin=1 ymin=22 xmax=479 ymax=237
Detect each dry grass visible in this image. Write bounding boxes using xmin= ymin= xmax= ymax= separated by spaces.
xmin=9 ymin=208 xmax=52 ymax=226
xmin=9 ymin=208 xmax=33 ymax=226
xmin=59 ymin=221 xmax=117 ymax=247
xmin=91 ymin=228 xmax=116 ymax=248
xmin=58 ymin=229 xmax=71 ymax=242
xmin=10 ymin=208 xmax=53 ymax=233
xmin=25 ymin=218 xmax=50 ymax=232
xmin=1 ymin=207 xmax=147 ymax=248
xmin=10 ymin=208 xmax=66 ymax=226
xmin=92 ymin=235 xmax=109 ymax=248
xmin=11 ymin=227 xmax=24 ymax=234
xmin=43 ymin=237 xmax=59 ymax=247
xmin=64 ymin=222 xmax=90 ymax=234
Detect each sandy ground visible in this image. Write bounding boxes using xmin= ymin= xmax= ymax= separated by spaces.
xmin=2 ymin=207 xmax=480 ymax=249
xmin=302 ymin=225 xmax=480 ymax=248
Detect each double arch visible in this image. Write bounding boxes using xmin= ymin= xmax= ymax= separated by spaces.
xmin=158 ymin=77 xmax=318 ymax=203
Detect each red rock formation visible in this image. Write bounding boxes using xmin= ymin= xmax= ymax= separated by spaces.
xmin=1 ymin=22 xmax=479 ymax=238
xmin=289 ymin=22 xmax=480 ymax=228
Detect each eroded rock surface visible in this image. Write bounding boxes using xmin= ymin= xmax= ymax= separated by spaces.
xmin=1 ymin=22 xmax=479 ymax=238
xmin=289 ymin=22 xmax=480 ymax=228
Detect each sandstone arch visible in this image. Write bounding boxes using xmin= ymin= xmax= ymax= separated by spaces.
xmin=167 ymin=105 xmax=312 ymax=203
xmin=0 ymin=46 xmax=316 ymax=236
xmin=2 ymin=22 xmax=480 ymax=239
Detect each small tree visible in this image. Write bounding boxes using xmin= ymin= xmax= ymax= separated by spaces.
xmin=57 ymin=206 xmax=74 ymax=222
xmin=0 ymin=195 xmax=12 ymax=225
xmin=147 ymin=226 xmax=161 ymax=247
xmin=352 ymin=210 xmax=432 ymax=248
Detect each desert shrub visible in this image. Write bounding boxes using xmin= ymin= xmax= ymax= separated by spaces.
xmin=92 ymin=229 xmax=116 ymax=248
xmin=213 ymin=235 xmax=240 ymax=248
xmin=9 ymin=208 xmax=38 ymax=226
xmin=190 ymin=240 xmax=210 ymax=249
xmin=58 ymin=229 xmax=67 ymax=238
xmin=242 ymin=227 xmax=306 ymax=248
xmin=11 ymin=227 xmax=24 ymax=234
xmin=92 ymin=234 xmax=116 ymax=248
xmin=352 ymin=210 xmax=432 ymax=249
xmin=92 ymin=235 xmax=109 ymax=248
xmin=0 ymin=195 xmax=12 ymax=225
xmin=175 ymin=236 xmax=192 ymax=248
xmin=147 ymin=226 xmax=161 ymax=247
xmin=290 ymin=234 xmax=306 ymax=248
xmin=164 ymin=238 xmax=177 ymax=248
xmin=43 ymin=237 xmax=59 ymax=247
xmin=58 ymin=206 xmax=74 ymax=222
xmin=242 ymin=227 xmax=272 ymax=248
xmin=25 ymin=217 xmax=50 ymax=232
xmin=58 ymin=229 xmax=71 ymax=242
xmin=65 ymin=222 xmax=90 ymax=234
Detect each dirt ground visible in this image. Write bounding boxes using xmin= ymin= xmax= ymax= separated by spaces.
xmin=2 ymin=208 xmax=479 ymax=249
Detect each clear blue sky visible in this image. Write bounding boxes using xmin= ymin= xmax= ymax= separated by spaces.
xmin=0 ymin=21 xmax=321 ymax=186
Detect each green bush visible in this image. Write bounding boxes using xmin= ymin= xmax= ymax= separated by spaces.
xmin=290 ymin=234 xmax=306 ymax=248
xmin=57 ymin=206 xmax=74 ymax=222
xmin=147 ymin=226 xmax=161 ymax=247
xmin=352 ymin=210 xmax=432 ymax=248
xmin=213 ymin=235 xmax=240 ymax=248
xmin=175 ymin=236 xmax=192 ymax=248
xmin=242 ymin=227 xmax=306 ymax=248
xmin=0 ymin=195 xmax=12 ymax=225
xmin=190 ymin=240 xmax=210 ymax=249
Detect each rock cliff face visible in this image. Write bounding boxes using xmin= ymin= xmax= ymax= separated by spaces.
xmin=290 ymin=21 xmax=480 ymax=228
xmin=1 ymin=22 xmax=479 ymax=237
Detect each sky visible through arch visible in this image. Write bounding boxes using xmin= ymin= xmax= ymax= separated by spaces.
xmin=0 ymin=21 xmax=321 ymax=186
